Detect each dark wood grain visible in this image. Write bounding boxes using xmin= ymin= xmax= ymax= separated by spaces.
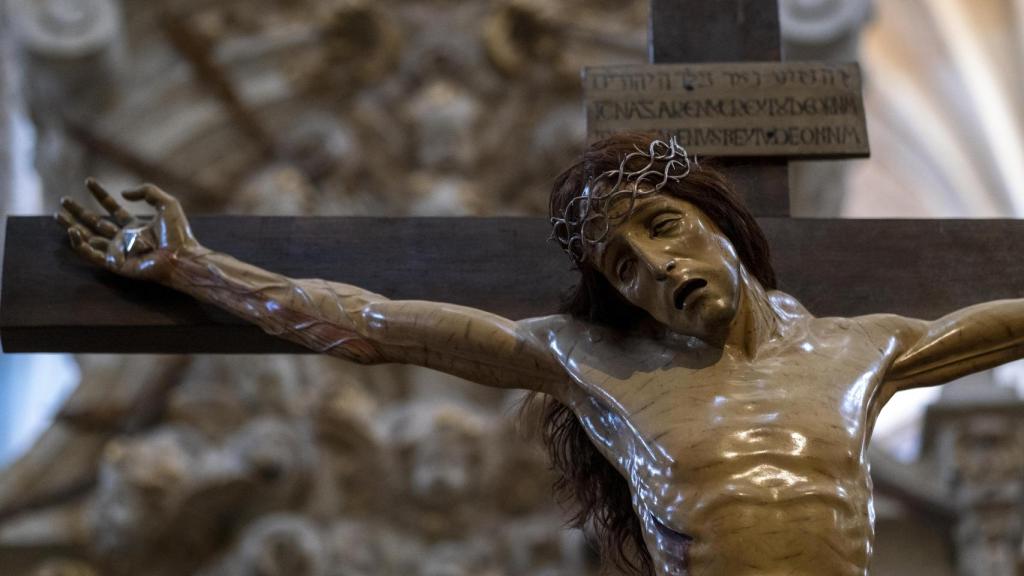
xmin=4 ymin=216 xmax=1024 ymax=353
xmin=650 ymin=0 xmax=782 ymax=63
xmin=649 ymin=0 xmax=790 ymax=218
xmin=1 ymin=217 xmax=572 ymax=353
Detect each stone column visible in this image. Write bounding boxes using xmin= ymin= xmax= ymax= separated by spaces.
xmin=779 ymin=0 xmax=873 ymax=216
xmin=922 ymin=374 xmax=1024 ymax=576
xmin=0 ymin=0 xmax=13 ymax=213
xmin=0 ymin=0 xmax=18 ymax=466
xmin=8 ymin=0 xmax=123 ymax=207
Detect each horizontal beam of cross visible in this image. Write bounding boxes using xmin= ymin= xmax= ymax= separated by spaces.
xmin=3 ymin=216 xmax=1024 ymax=353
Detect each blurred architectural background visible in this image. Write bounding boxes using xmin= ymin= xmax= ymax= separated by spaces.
xmin=1 ymin=0 xmax=1023 ymax=575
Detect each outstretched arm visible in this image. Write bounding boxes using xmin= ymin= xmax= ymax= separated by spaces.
xmin=57 ymin=181 xmax=567 ymax=394
xmin=868 ymin=300 xmax=1024 ymax=393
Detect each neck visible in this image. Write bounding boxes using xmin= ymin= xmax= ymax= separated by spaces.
xmin=721 ymin=267 xmax=780 ymax=359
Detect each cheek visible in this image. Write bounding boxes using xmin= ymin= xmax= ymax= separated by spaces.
xmin=720 ymin=248 xmax=741 ymax=285
xmin=702 ymin=237 xmax=741 ymax=295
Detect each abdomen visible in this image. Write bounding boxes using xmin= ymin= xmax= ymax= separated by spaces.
xmin=680 ymin=473 xmax=873 ymax=576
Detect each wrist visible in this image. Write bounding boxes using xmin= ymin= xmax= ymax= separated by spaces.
xmin=177 ymin=241 xmax=210 ymax=260
xmin=164 ymin=243 xmax=212 ymax=288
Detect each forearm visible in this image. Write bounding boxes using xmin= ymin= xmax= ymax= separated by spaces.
xmin=163 ymin=247 xmax=565 ymax=392
xmin=166 ymin=247 xmax=385 ymax=363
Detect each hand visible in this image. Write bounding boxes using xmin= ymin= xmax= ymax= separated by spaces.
xmin=56 ymin=179 xmax=203 ymax=283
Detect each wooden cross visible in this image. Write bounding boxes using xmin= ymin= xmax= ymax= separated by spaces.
xmin=4 ymin=0 xmax=1024 ymax=354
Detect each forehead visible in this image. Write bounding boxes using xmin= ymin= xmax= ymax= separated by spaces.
xmin=588 ymin=193 xmax=708 ymax=261
xmin=600 ymin=190 xmax=697 ymax=219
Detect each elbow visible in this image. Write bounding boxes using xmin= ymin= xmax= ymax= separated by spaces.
xmin=359 ymin=301 xmax=390 ymax=341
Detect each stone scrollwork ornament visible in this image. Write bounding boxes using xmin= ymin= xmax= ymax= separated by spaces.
xmin=11 ymin=0 xmax=120 ymax=59
xmin=778 ymin=0 xmax=873 ymax=46
xmin=482 ymin=0 xmax=564 ymax=78
xmin=10 ymin=0 xmax=123 ymax=113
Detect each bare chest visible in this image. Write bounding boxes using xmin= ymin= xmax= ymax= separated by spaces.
xmin=546 ymin=315 xmax=896 ymax=574
xmin=554 ymin=318 xmax=894 ymax=502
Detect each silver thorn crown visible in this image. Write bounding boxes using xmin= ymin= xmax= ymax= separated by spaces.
xmin=550 ymin=136 xmax=697 ymax=264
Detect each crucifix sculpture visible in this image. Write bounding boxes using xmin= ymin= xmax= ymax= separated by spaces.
xmin=47 ymin=132 xmax=1024 ymax=576
xmin=6 ymin=2 xmax=1024 ymax=576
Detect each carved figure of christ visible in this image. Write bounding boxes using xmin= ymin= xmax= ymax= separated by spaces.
xmin=55 ymin=136 xmax=1024 ymax=576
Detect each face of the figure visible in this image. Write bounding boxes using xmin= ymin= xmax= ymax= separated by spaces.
xmin=591 ymin=193 xmax=743 ymax=342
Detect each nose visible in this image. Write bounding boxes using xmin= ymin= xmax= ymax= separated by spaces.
xmin=626 ymin=235 xmax=677 ymax=282
xmin=655 ymin=259 xmax=677 ymax=282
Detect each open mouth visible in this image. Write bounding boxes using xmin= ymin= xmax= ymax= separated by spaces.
xmin=673 ymin=279 xmax=708 ymax=310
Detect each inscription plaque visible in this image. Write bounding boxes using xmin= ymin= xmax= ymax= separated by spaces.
xmin=585 ymin=62 xmax=869 ymax=159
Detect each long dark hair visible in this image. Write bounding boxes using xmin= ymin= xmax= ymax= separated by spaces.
xmin=535 ymin=133 xmax=778 ymax=575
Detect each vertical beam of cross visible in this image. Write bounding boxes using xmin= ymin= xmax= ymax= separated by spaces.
xmin=649 ymin=0 xmax=790 ymax=217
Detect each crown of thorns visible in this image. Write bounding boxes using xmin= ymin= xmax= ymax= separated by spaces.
xmin=550 ymin=136 xmax=697 ymax=264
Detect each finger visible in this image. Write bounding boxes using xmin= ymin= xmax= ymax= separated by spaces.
xmin=88 ymin=236 xmax=110 ymax=252
xmin=61 ymin=197 xmax=117 ymax=239
xmin=86 ymin=178 xmax=133 ymax=226
xmin=68 ymin=228 xmax=105 ymax=267
xmin=54 ymin=210 xmax=75 ymax=230
xmin=107 ymin=245 xmax=125 ymax=270
xmin=59 ymin=196 xmax=86 ymax=218
xmin=122 ymin=184 xmax=176 ymax=208
xmin=68 ymin=227 xmax=83 ymax=247
xmin=68 ymin=223 xmax=94 ymax=243
xmin=93 ymin=219 xmax=120 ymax=238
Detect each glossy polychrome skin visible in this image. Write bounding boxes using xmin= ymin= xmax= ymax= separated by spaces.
xmin=57 ymin=180 xmax=1024 ymax=576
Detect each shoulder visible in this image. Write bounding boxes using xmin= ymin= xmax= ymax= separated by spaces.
xmin=516 ymin=315 xmax=619 ymax=372
xmin=770 ymin=289 xmax=928 ymax=351
xmin=515 ymin=315 xmax=603 ymax=402
xmin=517 ymin=314 xmax=604 ymax=344
xmin=849 ymin=313 xmax=928 ymax=351
xmin=516 ymin=314 xmax=634 ymax=371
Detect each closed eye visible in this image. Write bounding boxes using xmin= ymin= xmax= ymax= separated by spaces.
xmin=651 ymin=215 xmax=682 ymax=237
